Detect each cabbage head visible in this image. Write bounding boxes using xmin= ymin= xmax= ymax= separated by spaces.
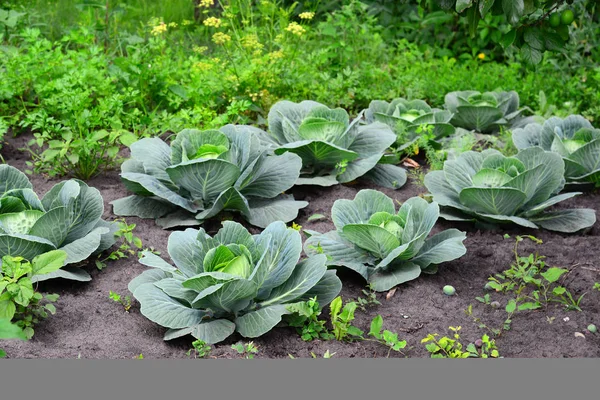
xmin=0 ymin=165 xmax=117 ymax=281
xmin=129 ymin=221 xmax=342 ymax=344
xmin=424 ymin=148 xmax=597 ymax=232
xmin=304 ymin=190 xmax=467 ymax=292
xmin=259 ymin=100 xmax=407 ymax=189
xmin=111 ymin=125 xmax=307 ymax=229
xmin=512 ymin=115 xmax=600 ymax=189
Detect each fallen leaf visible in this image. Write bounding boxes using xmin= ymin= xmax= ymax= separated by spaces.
xmin=574 ymin=332 xmax=585 ymax=339
xmin=386 ymin=288 xmax=397 ymax=300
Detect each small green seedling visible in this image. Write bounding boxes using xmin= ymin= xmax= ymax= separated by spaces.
xmin=353 ymin=284 xmax=381 ymax=311
xmin=232 ymin=341 xmax=259 ymax=359
xmin=109 ymin=291 xmax=131 ymax=312
xmin=329 ymin=296 xmax=364 ymax=341
xmin=187 ymin=339 xmax=212 ymax=358
xmin=422 ymin=326 xmax=499 ymax=358
xmin=311 ymin=349 xmax=335 ymax=358
xmin=96 ymin=219 xmax=143 ymax=270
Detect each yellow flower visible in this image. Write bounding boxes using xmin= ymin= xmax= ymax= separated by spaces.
xmin=182 ymin=20 xmax=193 ymax=26
xmin=168 ymin=22 xmax=178 ymax=28
xmin=193 ymin=45 xmax=208 ymax=54
xmin=285 ymin=22 xmax=305 ymax=36
xmin=268 ymin=50 xmax=284 ymax=60
xmin=203 ymin=17 xmax=222 ymax=28
xmin=299 ymin=12 xmax=315 ymax=20
xmin=199 ymin=0 xmax=214 ymax=7
xmin=194 ymin=61 xmax=213 ymax=71
xmin=241 ymin=34 xmax=264 ymax=52
xmin=212 ymin=32 xmax=231 ymax=45
xmin=477 ymin=53 xmax=485 ymax=60
xmin=151 ymin=22 xmax=167 ymax=36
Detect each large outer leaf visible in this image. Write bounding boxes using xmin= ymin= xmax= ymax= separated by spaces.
xmin=296 ymin=270 xmax=342 ymax=306
xmin=156 ymin=210 xmax=200 ymax=229
xmin=32 ymin=266 xmax=92 ymax=282
xmin=260 ymin=254 xmax=328 ymax=306
xmin=128 ymin=269 xmax=170 ymax=294
xmin=168 ymin=228 xmax=206 ymax=277
xmin=220 ymin=124 xmax=264 ymax=170
xmin=235 ymin=304 xmax=291 ymax=338
xmin=110 ymin=195 xmax=177 ymax=219
xmin=133 ymin=283 xmax=207 ymax=329
xmin=512 ymin=123 xmax=544 ymax=150
xmin=459 ymin=187 xmax=527 ymax=216
xmin=342 ymin=224 xmax=400 ymax=259
xmin=255 ymin=222 xmax=302 ymax=297
xmin=188 ymin=319 xmax=236 ymax=343
xmin=58 ymin=226 xmax=108 ymax=265
xmin=0 ymin=234 xmax=55 ymax=260
xmin=369 ymin=262 xmax=422 ymax=292
xmin=195 ymin=187 xmax=251 ymax=222
xmin=411 ymin=229 xmax=467 ymax=268
xmin=362 ymin=164 xmax=407 ymax=189
xmin=529 ymin=209 xmax=596 ymax=233
xmin=347 ymin=122 xmax=396 ymax=157
xmin=303 ymin=230 xmax=373 ymax=279
xmin=129 ymin=138 xmax=173 ymax=183
xmin=166 ymin=159 xmax=240 ymax=205
xmin=119 ymin=173 xmax=197 ymax=213
xmin=331 ymin=189 xmax=395 ymax=230
xmin=452 ymin=105 xmax=504 ymax=132
xmin=0 ymin=165 xmax=32 ymax=195
xmin=443 ymin=151 xmax=489 ymax=192
xmin=424 ymin=170 xmax=464 ymax=210
xmin=204 ymin=278 xmax=258 ymax=313
xmin=336 ymin=154 xmax=381 ymax=183
xmin=237 ymin=152 xmax=302 ymax=198
xmin=246 ymin=195 xmax=308 ymax=228
xmin=568 ymin=140 xmax=600 ymax=177
xmin=274 ymin=140 xmax=358 ymax=169
xmin=398 ymin=198 xmax=440 ymax=259
xmin=503 ymin=0 xmax=524 ymax=25
xmin=514 ymin=148 xmax=564 ymax=207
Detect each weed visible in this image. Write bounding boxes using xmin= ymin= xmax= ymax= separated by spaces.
xmin=285 ymin=297 xmax=334 ymax=341
xmin=96 ymin=219 xmax=143 ymax=270
xmin=231 ymin=341 xmax=259 ymax=359
xmin=187 ymin=340 xmax=212 ymax=359
xmin=108 ymin=291 xmax=131 ymax=312
xmin=422 ymin=326 xmax=499 ymax=358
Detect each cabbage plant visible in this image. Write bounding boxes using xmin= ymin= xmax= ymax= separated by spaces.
xmin=111 ymin=125 xmax=307 ymax=229
xmin=366 ymin=98 xmax=455 ymax=151
xmin=129 ymin=221 xmax=342 ymax=344
xmin=512 ymin=115 xmax=600 ymax=188
xmin=444 ymin=91 xmax=525 ymax=133
xmin=0 ymin=165 xmax=117 ymax=281
xmin=259 ymin=100 xmax=407 ymax=189
xmin=424 ymin=148 xmax=597 ymax=232
xmin=304 ymin=190 xmax=467 ymax=292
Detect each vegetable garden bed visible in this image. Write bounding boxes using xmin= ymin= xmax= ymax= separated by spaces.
xmin=2 ymin=132 xmax=599 ymax=359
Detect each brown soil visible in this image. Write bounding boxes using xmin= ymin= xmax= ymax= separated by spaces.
xmin=2 ymin=134 xmax=600 ymax=359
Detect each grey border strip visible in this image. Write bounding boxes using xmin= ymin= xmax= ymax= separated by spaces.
xmin=1 ymin=359 xmax=599 ymax=399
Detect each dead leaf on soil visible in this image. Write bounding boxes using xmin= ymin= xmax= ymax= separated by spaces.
xmin=386 ymin=288 xmax=397 ymax=300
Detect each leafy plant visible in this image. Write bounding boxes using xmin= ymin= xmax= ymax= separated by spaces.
xmin=95 ymin=219 xmax=144 ymax=270
xmin=487 ymin=235 xmax=586 ymax=314
xmin=0 ymin=252 xmax=64 ymax=339
xmin=445 ymin=90 xmax=527 ymax=133
xmin=111 ymin=126 xmax=307 ymax=229
xmin=258 ymin=100 xmax=407 ymax=189
xmin=0 ymin=318 xmax=27 ymax=358
xmin=0 ymin=165 xmax=118 ymax=281
xmin=232 ymin=341 xmax=259 ymax=359
xmin=128 ymin=221 xmax=342 ymax=344
xmin=284 ymin=297 xmax=334 ymax=341
xmin=366 ymin=97 xmax=455 ymax=154
xmin=187 ymin=339 xmax=212 ymax=359
xmin=424 ymin=148 xmax=597 ymax=232
xmin=352 ymin=284 xmax=381 ymax=311
xmin=305 ymin=190 xmax=467 ymax=292
xmin=512 ymin=115 xmax=600 ymax=189
xmin=109 ymin=290 xmax=132 ymax=312
xmin=422 ymin=326 xmax=499 ymax=358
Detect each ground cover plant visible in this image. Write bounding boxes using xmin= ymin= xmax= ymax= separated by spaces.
xmin=511 ymin=115 xmax=600 ymax=189
xmin=111 ymin=125 xmax=306 ymax=229
xmin=424 ymin=147 xmax=597 ymax=232
xmin=0 ymin=165 xmax=117 ymax=281
xmin=305 ymin=190 xmax=467 ymax=291
xmin=129 ymin=221 xmax=342 ymax=344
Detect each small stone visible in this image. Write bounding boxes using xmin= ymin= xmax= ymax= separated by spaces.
xmin=563 ymin=317 xmax=570 ymax=322
xmin=443 ymin=285 xmax=456 ymax=296
xmin=490 ymin=301 xmax=501 ymax=308
xmin=474 ymin=339 xmax=483 ymax=348
xmin=588 ymin=324 xmax=597 ymax=333
xmin=574 ymin=332 xmax=586 ymax=339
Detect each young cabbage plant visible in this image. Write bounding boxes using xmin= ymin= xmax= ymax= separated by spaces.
xmin=366 ymin=98 xmax=455 ymax=153
xmin=259 ymin=100 xmax=407 ymax=189
xmin=0 ymin=165 xmax=117 ymax=281
xmin=111 ymin=125 xmax=307 ymax=229
xmin=129 ymin=221 xmax=342 ymax=344
xmin=444 ymin=91 xmax=527 ymax=133
xmin=512 ymin=115 xmax=600 ymax=189
xmin=304 ymin=190 xmax=467 ymax=292
xmin=424 ymin=148 xmax=597 ymax=232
